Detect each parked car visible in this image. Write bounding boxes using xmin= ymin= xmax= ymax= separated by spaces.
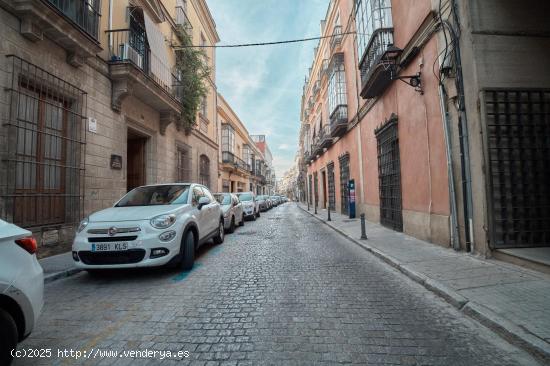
xmin=214 ymin=193 xmax=244 ymax=233
xmin=270 ymin=195 xmax=280 ymax=206
xmin=0 ymin=219 xmax=44 ymax=366
xmin=256 ymin=195 xmax=270 ymax=212
xmin=72 ymin=184 xmax=224 ymax=272
xmin=237 ymin=192 xmax=260 ymax=220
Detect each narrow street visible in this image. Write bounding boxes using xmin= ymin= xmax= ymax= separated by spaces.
xmin=17 ymin=204 xmax=539 ymax=366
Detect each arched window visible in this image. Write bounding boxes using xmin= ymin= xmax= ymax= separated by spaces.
xmin=199 ymin=154 xmax=210 ymax=188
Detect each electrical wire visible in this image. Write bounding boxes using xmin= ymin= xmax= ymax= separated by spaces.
xmin=173 ymin=31 xmax=357 ymax=48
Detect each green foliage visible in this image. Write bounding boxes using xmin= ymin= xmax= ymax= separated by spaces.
xmin=174 ymin=26 xmax=211 ymax=131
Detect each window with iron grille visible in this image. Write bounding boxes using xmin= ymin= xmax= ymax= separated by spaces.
xmin=47 ymin=0 xmax=102 ymax=40
xmin=328 ymin=53 xmax=347 ymax=117
xmin=221 ymin=124 xmax=235 ymax=153
xmin=375 ymin=115 xmax=403 ymax=231
xmin=339 ymin=154 xmax=350 ymax=214
xmin=484 ymin=89 xmax=550 ymax=248
xmin=355 ymin=0 xmax=393 ymax=61
xmin=327 ymin=162 xmax=336 ymax=210
xmin=176 ymin=143 xmax=191 ymax=182
xmin=222 ymin=179 xmax=230 ymax=193
xmin=199 ymin=154 xmax=210 ymax=189
xmin=1 ymin=55 xmax=86 ymax=228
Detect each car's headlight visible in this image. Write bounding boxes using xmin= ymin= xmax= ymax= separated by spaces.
xmin=150 ymin=214 xmax=176 ymax=229
xmin=77 ymin=217 xmax=89 ymax=233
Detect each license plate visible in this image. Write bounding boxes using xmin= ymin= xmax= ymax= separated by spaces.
xmin=91 ymin=242 xmax=128 ymax=252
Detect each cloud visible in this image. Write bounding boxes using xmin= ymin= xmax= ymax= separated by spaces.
xmin=209 ymin=0 xmax=329 ymax=176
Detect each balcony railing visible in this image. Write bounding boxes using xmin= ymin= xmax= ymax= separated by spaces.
xmin=318 ymin=124 xmax=333 ymax=150
xmin=175 ymin=5 xmax=193 ymax=35
xmin=330 ymin=104 xmax=348 ymax=137
xmin=107 ymin=29 xmax=175 ymax=94
xmin=46 ymin=0 xmax=101 ymax=39
xmin=222 ymin=151 xmax=250 ymax=172
xmin=320 ymin=59 xmax=329 ymax=79
xmin=330 ymin=25 xmax=343 ymax=51
xmin=359 ymin=28 xmax=396 ymax=98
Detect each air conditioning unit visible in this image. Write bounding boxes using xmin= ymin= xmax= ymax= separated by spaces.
xmin=118 ymin=43 xmax=143 ymax=69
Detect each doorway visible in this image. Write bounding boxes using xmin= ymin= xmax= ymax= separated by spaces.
xmin=322 ymin=170 xmax=328 ymax=209
xmin=127 ymin=130 xmax=147 ymax=192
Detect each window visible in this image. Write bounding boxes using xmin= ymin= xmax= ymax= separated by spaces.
xmin=176 ymin=144 xmax=192 ymax=182
xmin=221 ymin=125 xmax=235 ymax=153
xmin=328 ymin=53 xmax=347 ymax=117
xmin=3 ymin=56 xmax=86 ymax=228
xmin=199 ymin=155 xmax=210 ymax=189
xmin=222 ymin=180 xmax=230 ymax=193
xmin=47 ymin=0 xmax=101 ymax=39
xmin=200 ymin=96 xmax=207 ymax=117
xmin=243 ymin=144 xmax=251 ymax=167
xmin=200 ymin=119 xmax=208 ymax=134
xmin=192 ymin=186 xmax=204 ymax=206
xmin=355 ymin=0 xmax=393 ymax=61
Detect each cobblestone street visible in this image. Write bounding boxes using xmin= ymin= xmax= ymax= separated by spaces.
xmin=16 ymin=204 xmax=541 ymax=365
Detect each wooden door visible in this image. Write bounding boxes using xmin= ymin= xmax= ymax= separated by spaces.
xmin=127 ymin=137 xmax=146 ymax=192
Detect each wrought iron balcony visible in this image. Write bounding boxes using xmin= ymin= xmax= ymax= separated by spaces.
xmin=330 ymin=104 xmax=348 ymax=137
xmin=106 ymin=28 xmax=181 ymax=116
xmin=175 ymin=5 xmax=193 ymax=35
xmin=46 ymin=0 xmax=100 ymax=39
xmin=222 ymin=151 xmax=250 ymax=172
xmin=318 ymin=125 xmax=333 ymax=150
xmin=359 ymin=28 xmax=398 ymax=99
xmin=330 ymin=25 xmax=343 ymax=51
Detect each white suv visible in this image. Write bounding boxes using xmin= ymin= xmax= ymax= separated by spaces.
xmin=0 ymin=219 xmax=44 ymax=365
xmin=237 ymin=192 xmax=260 ymax=220
xmin=72 ymin=184 xmax=224 ymax=272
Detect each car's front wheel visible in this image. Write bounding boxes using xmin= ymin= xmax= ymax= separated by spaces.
xmin=180 ymin=230 xmax=195 ymax=270
xmin=213 ymin=220 xmax=225 ymax=244
xmin=239 ymin=214 xmax=245 ymax=226
xmin=0 ymin=308 xmax=18 ymax=366
xmin=256 ymin=210 xmax=261 ymax=218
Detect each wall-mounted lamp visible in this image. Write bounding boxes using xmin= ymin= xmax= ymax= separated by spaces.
xmin=393 ymin=72 xmax=423 ymax=95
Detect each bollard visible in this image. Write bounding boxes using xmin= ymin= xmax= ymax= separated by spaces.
xmin=360 ymin=213 xmax=368 ymax=240
xmin=314 ymin=203 xmax=317 ymax=215
xmin=327 ymin=205 xmax=331 ymax=221
xmin=307 ymin=199 xmax=310 ymax=211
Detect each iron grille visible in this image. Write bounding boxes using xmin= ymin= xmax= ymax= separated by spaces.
xmin=327 ymin=162 xmax=336 ymax=210
xmin=339 ymin=154 xmax=350 ymax=214
xmin=484 ymin=89 xmax=550 ymax=248
xmin=1 ymin=55 xmax=86 ymax=229
xmin=46 ymin=0 xmax=102 ymax=40
xmin=375 ymin=115 xmax=403 ymax=231
xmin=176 ymin=144 xmax=192 ymax=182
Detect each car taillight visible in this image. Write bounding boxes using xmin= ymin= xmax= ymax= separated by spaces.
xmin=15 ymin=237 xmax=38 ymax=254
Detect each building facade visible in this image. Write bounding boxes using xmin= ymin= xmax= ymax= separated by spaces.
xmin=299 ymin=0 xmax=550 ymax=266
xmin=217 ymin=94 xmax=272 ymax=195
xmin=0 ymin=0 xmax=219 ymax=250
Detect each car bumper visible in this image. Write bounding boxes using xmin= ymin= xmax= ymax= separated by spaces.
xmin=72 ymin=223 xmax=183 ymax=269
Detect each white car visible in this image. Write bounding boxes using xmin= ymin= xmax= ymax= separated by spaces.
xmin=236 ymin=192 xmax=260 ymax=220
xmin=0 ymin=219 xmax=44 ymax=365
xmin=214 ymin=193 xmax=245 ymax=233
xmin=72 ymin=184 xmax=224 ymax=272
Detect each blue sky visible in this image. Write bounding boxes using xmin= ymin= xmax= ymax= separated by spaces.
xmin=208 ymin=0 xmax=328 ymax=178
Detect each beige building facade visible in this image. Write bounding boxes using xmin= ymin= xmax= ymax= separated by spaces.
xmin=216 ymin=94 xmax=271 ymax=195
xmin=0 ymin=0 xmax=219 ymax=252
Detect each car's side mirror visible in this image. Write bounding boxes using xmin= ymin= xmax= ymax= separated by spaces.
xmin=198 ymin=197 xmax=210 ymax=210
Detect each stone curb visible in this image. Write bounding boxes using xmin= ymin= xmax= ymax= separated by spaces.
xmin=44 ymin=268 xmax=82 ymax=284
xmin=297 ymin=204 xmax=550 ymax=363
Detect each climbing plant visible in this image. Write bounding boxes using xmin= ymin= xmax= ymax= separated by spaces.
xmin=173 ymin=26 xmax=211 ymax=132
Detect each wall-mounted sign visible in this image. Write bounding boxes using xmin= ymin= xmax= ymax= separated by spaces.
xmin=88 ymin=118 xmax=97 ymax=133
xmin=110 ymin=154 xmax=122 ymax=170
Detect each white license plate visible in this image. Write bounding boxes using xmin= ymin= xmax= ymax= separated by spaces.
xmin=91 ymin=242 xmax=128 ymax=252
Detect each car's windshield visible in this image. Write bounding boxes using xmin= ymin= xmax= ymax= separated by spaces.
xmin=116 ymin=185 xmax=190 ymax=207
xmin=214 ymin=194 xmax=231 ymax=205
xmin=238 ymin=193 xmax=253 ymax=201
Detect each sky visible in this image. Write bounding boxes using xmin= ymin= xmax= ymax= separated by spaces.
xmin=208 ymin=0 xmax=328 ymax=179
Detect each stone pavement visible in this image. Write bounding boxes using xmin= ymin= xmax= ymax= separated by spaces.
xmin=297 ymin=202 xmax=550 ymax=362
xmin=16 ymin=204 xmax=542 ymax=365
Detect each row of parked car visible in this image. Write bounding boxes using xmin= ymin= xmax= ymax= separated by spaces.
xmin=0 ymin=183 xmax=288 ymax=364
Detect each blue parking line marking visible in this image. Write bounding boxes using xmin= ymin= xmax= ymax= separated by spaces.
xmin=171 ymin=263 xmax=202 ymax=282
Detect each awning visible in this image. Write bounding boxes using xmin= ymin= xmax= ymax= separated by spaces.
xmin=143 ymin=11 xmax=172 ymax=90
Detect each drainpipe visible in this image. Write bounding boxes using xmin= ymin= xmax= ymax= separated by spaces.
xmin=438 ymin=84 xmax=460 ymax=251
xmin=450 ymin=0 xmax=475 ymax=253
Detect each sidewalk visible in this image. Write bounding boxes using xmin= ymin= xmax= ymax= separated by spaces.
xmin=39 ymin=252 xmax=81 ymax=284
xmin=297 ymin=202 xmax=550 ymax=362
